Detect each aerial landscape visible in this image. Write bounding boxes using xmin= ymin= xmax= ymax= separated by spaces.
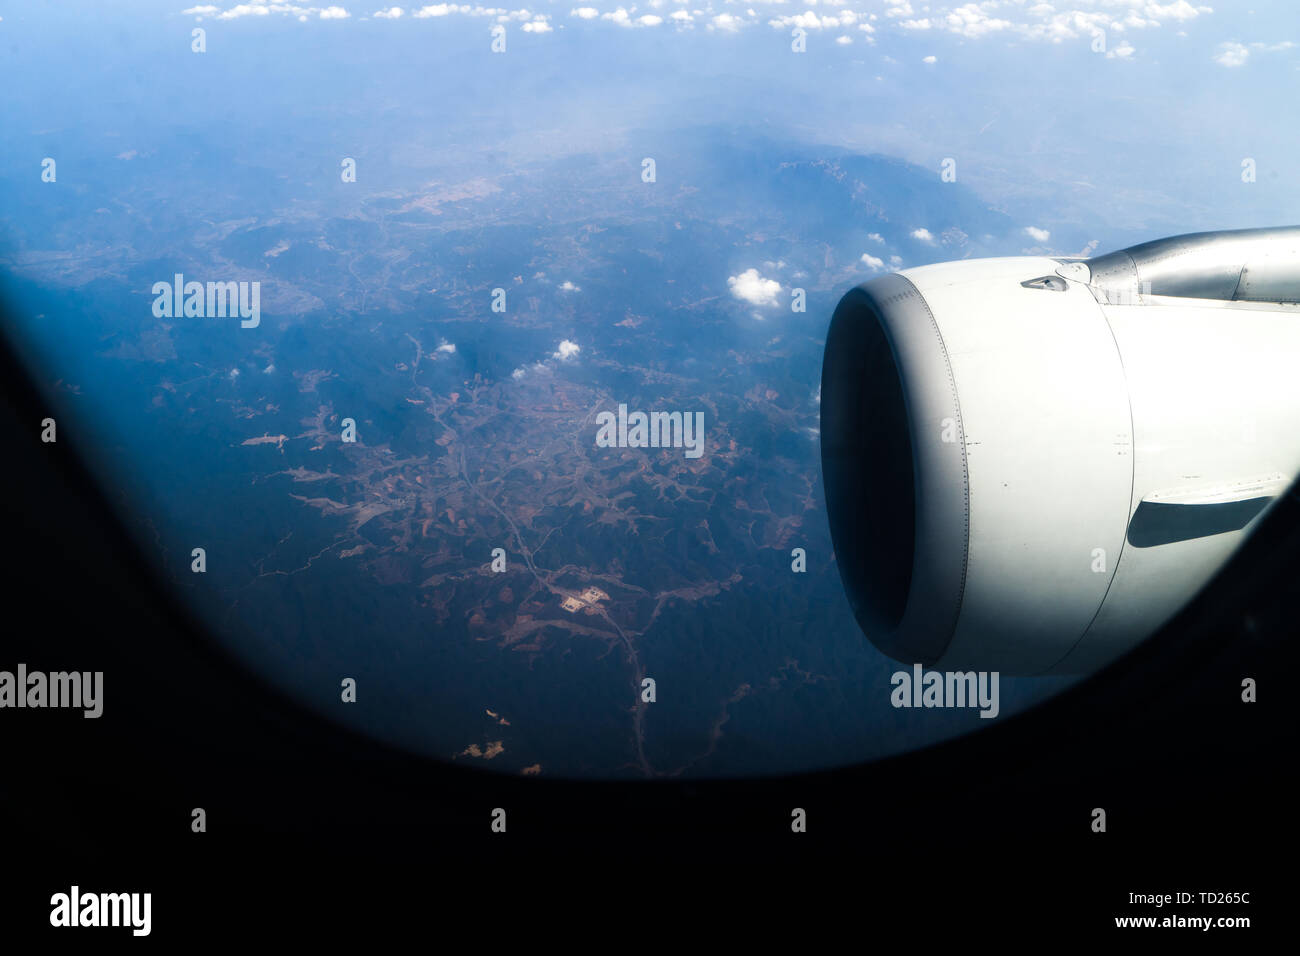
xmin=2 ymin=0 xmax=1290 ymax=777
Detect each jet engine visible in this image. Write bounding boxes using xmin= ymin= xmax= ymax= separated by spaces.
xmin=820 ymin=226 xmax=1300 ymax=675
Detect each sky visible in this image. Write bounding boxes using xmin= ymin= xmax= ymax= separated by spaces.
xmin=2 ymin=1 xmax=1297 ymax=254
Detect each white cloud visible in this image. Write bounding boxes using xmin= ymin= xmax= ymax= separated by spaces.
xmin=1024 ymin=226 xmax=1050 ymax=242
xmin=559 ymin=280 xmax=581 ymax=291
xmin=860 ymin=253 xmax=885 ymax=270
xmin=1145 ymin=1 xmax=1209 ymax=22
xmin=1214 ymin=38 xmax=1295 ymax=66
xmin=522 ymin=17 xmax=552 ymax=31
xmin=836 ymin=34 xmax=852 ymax=44
xmin=217 ymin=4 xmax=274 ymax=19
xmin=922 ymin=54 xmax=937 ymax=63
xmin=1106 ymin=39 xmax=1135 ymax=58
xmin=710 ymin=13 xmax=744 ymax=30
xmin=570 ymin=6 xmax=599 ymax=17
xmin=727 ymin=268 xmax=781 ymax=306
xmin=436 ymin=340 xmax=457 ymax=354
xmin=512 ymin=360 xmax=549 ymax=380
xmin=374 ymin=6 xmax=403 ymax=16
xmin=602 ymin=7 xmax=634 ymax=26
xmin=182 ymin=4 xmax=221 ymax=14
xmin=882 ymin=1 xmax=1211 ymax=45
xmin=319 ymin=5 xmax=350 ymax=17
xmin=1214 ymin=42 xmax=1249 ymax=66
xmin=769 ymin=11 xmax=857 ymax=30
xmin=911 ymin=228 xmax=935 ymax=243
xmin=867 ymin=233 xmax=885 ymax=243
xmin=554 ymin=340 xmax=581 ymax=361
xmin=942 ymin=3 xmax=1010 ymax=38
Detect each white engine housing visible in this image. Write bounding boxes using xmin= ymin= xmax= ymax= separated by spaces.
xmin=820 ymin=227 xmax=1300 ymax=675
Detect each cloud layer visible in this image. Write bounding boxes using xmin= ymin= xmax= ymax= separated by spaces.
xmin=178 ymin=0 xmax=1227 ymax=63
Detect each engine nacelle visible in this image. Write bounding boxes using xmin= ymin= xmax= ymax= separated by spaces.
xmin=821 ymin=227 xmax=1300 ymax=675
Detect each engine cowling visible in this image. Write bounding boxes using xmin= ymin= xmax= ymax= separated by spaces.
xmin=821 ymin=226 xmax=1300 ymax=675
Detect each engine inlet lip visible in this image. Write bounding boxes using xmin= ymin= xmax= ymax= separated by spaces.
xmin=821 ymin=274 xmax=970 ymax=666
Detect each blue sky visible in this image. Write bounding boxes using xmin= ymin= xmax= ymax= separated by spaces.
xmin=1 ymin=1 xmax=1297 ymax=254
